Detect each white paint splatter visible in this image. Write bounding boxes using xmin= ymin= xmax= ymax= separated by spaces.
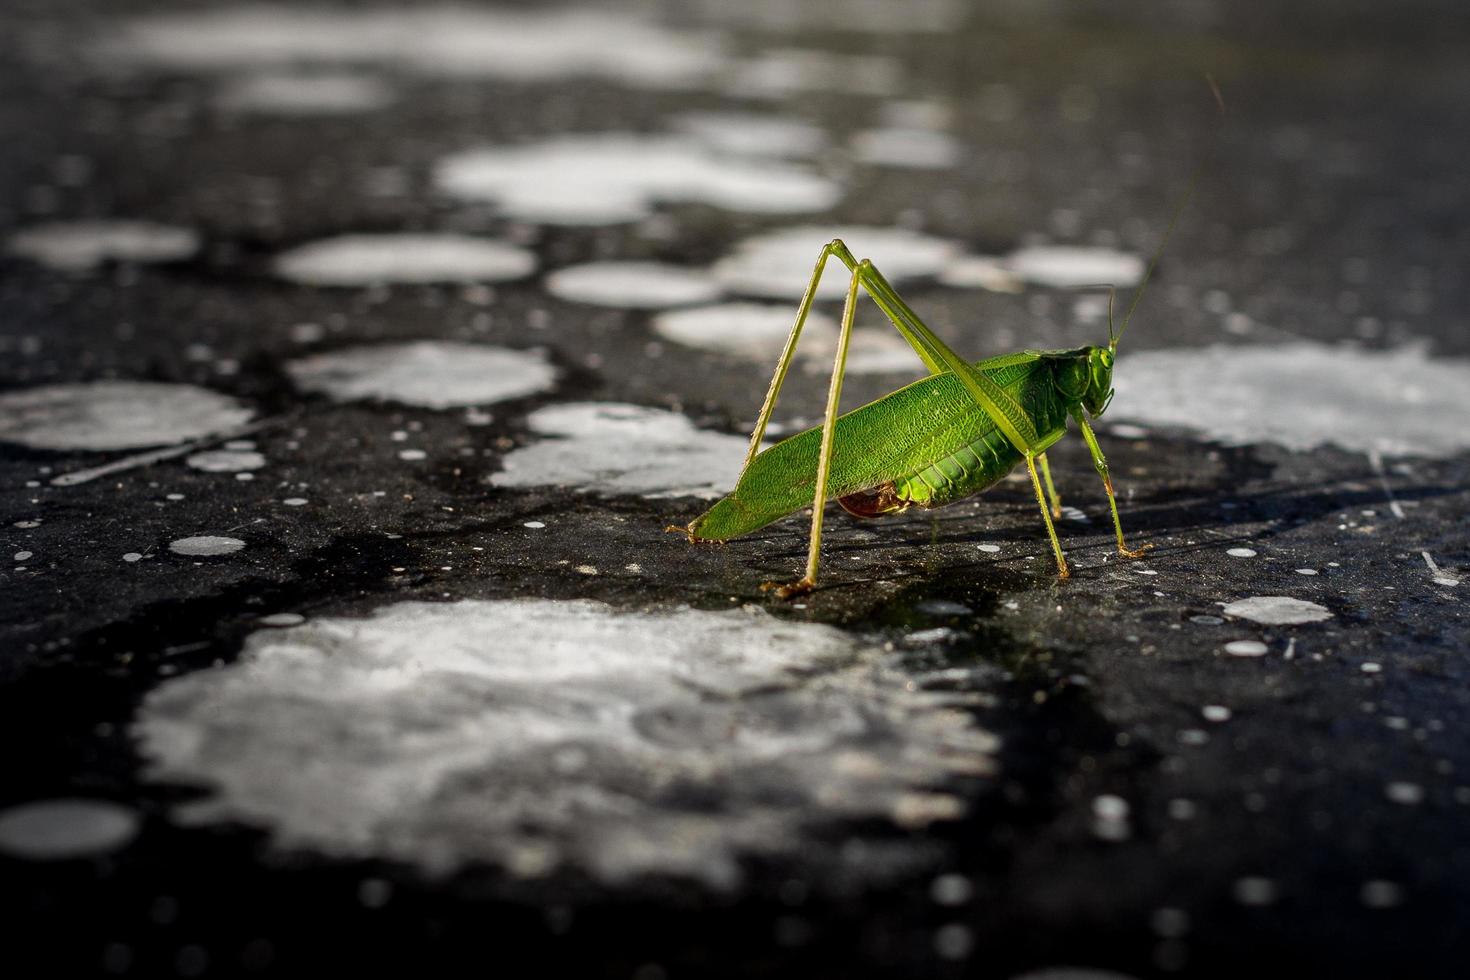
xmin=850 ymin=127 xmax=961 ymax=170
xmin=215 ymin=71 xmax=394 ymax=114
xmin=1222 ymin=596 xmax=1332 ymax=626
xmin=169 ymin=535 xmax=245 ymax=556
xmin=0 ymin=799 xmax=140 ymax=859
xmin=651 ymin=302 xmax=836 ymax=362
xmin=135 ymin=599 xmax=997 ymax=886
xmin=491 ymin=402 xmax=745 ymax=499
xmin=1232 ymin=876 xmax=1278 ymax=906
xmin=545 ymin=262 xmax=722 ymax=309
xmin=671 ymin=110 xmax=826 ymax=158
xmin=1002 ymin=246 xmax=1145 ymax=290
xmin=1009 ymin=969 xmax=1144 ymax=980
xmin=286 ymin=342 xmax=557 ymax=409
xmin=434 ymin=136 xmax=839 ymax=226
xmin=1360 ymin=880 xmax=1405 ymax=909
xmin=713 ymin=225 xmax=961 ymax=301
xmin=1113 ymin=343 xmax=1470 ymax=457
xmin=1385 ymin=781 xmax=1424 ymax=805
xmin=0 ymin=382 xmax=253 ymax=452
xmin=186 ymin=449 xmax=266 ymax=473
xmin=98 ymin=7 xmax=720 ymax=88
xmin=1223 ymin=640 xmax=1269 ymax=658
xmin=273 ymin=234 xmax=535 ymax=286
xmin=6 ymin=221 xmax=200 ymax=272
xmin=936 ymin=255 xmax=1023 ymax=293
xmin=725 ymin=48 xmax=902 ymax=100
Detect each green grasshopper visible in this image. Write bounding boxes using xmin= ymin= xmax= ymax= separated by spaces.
xmin=669 ymin=215 xmax=1184 ymax=597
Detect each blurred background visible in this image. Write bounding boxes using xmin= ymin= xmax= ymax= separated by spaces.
xmin=2 ymin=2 xmax=1468 ymax=978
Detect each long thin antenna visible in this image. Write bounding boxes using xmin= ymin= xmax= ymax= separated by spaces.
xmin=1112 ymin=74 xmax=1226 ymax=350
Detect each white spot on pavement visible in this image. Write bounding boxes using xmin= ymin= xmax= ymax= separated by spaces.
xmin=286 ymin=342 xmax=557 ymax=409
xmin=713 ymin=225 xmax=961 ymax=301
xmin=1222 ymin=596 xmax=1332 ymax=625
xmin=0 ymin=799 xmax=140 ymax=859
xmin=1360 ymin=880 xmax=1405 ymax=908
xmin=1113 ymin=343 xmax=1470 ymax=457
xmin=651 ymin=302 xmax=838 ymax=363
xmin=169 ymin=535 xmax=245 ymax=556
xmin=216 ymin=71 xmax=395 ymax=114
xmin=492 ymin=402 xmax=746 ymax=499
xmin=1224 ymin=640 xmax=1269 ymax=658
xmin=1226 ymin=547 xmax=1258 ymax=558
xmin=977 ymin=544 xmax=1001 ymax=554
xmin=997 ymin=246 xmax=1145 ymax=289
xmin=123 ymin=553 xmax=144 ymax=562
xmin=545 ymin=262 xmax=722 ymax=309
xmin=936 ymin=255 xmax=1023 ymax=292
xmin=99 ymin=7 xmax=720 ymax=88
xmin=1232 ymin=876 xmax=1279 ymax=906
xmin=185 ymin=449 xmax=266 ymax=473
xmin=0 ymin=382 xmax=253 ymax=451
xmin=258 ymin=613 xmax=306 ymax=627
xmin=134 ymin=599 xmax=999 ymax=886
xmin=671 ymin=110 xmax=826 ymax=158
xmin=5 ymin=221 xmax=200 ymax=272
xmin=850 ymin=127 xmax=961 ymax=170
xmin=1385 ymin=781 xmax=1424 ymax=805
xmin=273 ymin=234 xmax=535 ymax=286
xmin=725 ymin=48 xmax=903 ymax=100
xmin=434 ymin=135 xmax=839 ymax=226
xmin=1202 ymin=705 xmax=1232 ymax=722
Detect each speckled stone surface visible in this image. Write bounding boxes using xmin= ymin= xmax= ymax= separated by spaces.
xmin=2 ymin=2 xmax=1467 ymax=978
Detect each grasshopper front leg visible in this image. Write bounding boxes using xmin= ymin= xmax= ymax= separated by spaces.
xmin=1072 ymin=408 xmax=1152 ymax=559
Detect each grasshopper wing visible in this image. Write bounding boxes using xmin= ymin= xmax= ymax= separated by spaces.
xmin=688 ymin=372 xmax=993 ymax=541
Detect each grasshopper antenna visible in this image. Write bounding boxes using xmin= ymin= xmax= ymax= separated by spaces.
xmin=1112 ymin=73 xmax=1226 ymax=351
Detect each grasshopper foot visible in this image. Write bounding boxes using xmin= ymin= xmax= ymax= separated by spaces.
xmin=1119 ymin=542 xmax=1154 ymax=560
xmin=664 ymin=523 xmax=696 ymax=544
xmin=760 ymin=577 xmax=815 ymax=599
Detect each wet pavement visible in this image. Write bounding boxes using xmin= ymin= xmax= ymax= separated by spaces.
xmin=3 ymin=2 xmax=1469 ymax=978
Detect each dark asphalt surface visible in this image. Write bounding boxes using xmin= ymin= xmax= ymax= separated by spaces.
xmin=3 ymin=2 xmax=1469 ymax=978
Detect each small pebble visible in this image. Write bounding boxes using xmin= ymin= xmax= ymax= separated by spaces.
xmin=1224 ymin=640 xmax=1269 ymax=657
xmin=1227 ymin=547 xmax=1258 ymax=558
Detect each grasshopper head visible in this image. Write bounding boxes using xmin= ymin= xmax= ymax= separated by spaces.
xmin=1083 ymin=345 xmax=1115 ymax=417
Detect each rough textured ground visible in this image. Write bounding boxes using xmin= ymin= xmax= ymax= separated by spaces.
xmin=2 ymin=2 xmax=1468 ymax=978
